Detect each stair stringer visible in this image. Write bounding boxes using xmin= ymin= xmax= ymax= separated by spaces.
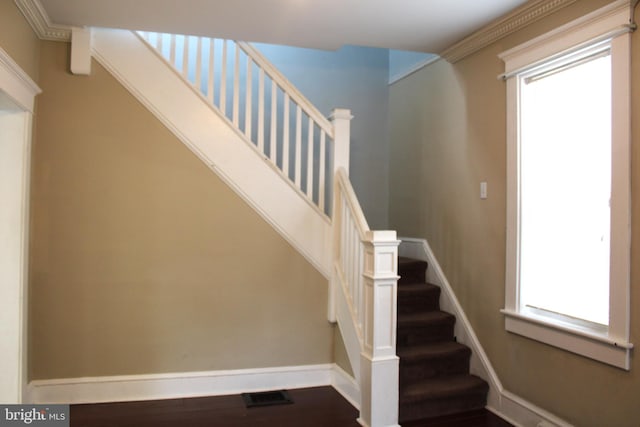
xmin=333 ymin=265 xmax=362 ymax=387
xmin=91 ymin=28 xmax=332 ymax=278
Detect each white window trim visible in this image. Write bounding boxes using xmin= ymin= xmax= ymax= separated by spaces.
xmin=499 ymin=0 xmax=634 ymax=370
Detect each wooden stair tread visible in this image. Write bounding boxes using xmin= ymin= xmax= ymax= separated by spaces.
xmin=398 ymin=310 xmax=455 ymax=325
xmin=397 ymin=282 xmax=440 ymax=292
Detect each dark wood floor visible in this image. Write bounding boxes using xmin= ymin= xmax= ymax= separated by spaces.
xmin=70 ymin=386 xmax=512 ymax=427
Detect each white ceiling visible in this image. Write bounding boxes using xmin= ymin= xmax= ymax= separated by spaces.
xmin=38 ymin=0 xmax=529 ymax=53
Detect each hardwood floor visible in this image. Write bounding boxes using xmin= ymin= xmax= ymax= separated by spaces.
xmin=70 ymin=386 xmax=512 ymax=427
xmin=71 ymin=387 xmax=360 ymax=427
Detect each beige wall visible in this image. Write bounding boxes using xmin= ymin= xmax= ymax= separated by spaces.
xmin=0 ymin=0 xmax=40 ymax=82
xmin=333 ymin=327 xmax=354 ymax=377
xmin=388 ymin=1 xmax=640 ymax=426
xmin=29 ymin=41 xmax=333 ymax=379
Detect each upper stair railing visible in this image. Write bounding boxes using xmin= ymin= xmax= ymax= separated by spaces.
xmin=138 ymin=31 xmax=347 ymax=216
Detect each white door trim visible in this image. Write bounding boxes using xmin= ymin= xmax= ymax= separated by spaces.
xmin=0 ymin=46 xmax=41 ymax=404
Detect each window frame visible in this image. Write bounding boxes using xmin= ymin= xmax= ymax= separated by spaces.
xmin=499 ymin=0 xmax=634 ymax=370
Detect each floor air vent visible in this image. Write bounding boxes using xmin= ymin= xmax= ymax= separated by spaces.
xmin=242 ymin=390 xmax=294 ymax=408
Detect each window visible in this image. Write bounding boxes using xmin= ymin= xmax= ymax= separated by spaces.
xmin=499 ymin=1 xmax=633 ymax=369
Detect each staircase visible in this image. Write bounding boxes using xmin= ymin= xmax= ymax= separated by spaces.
xmin=397 ymin=257 xmax=488 ymax=423
xmin=91 ymin=29 xmax=402 ymax=427
xmin=90 ymin=29 xmax=492 ymax=426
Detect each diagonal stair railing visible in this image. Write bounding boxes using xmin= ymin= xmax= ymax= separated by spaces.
xmin=135 ymin=31 xmax=399 ymax=427
xmin=137 ymin=31 xmax=347 ymax=216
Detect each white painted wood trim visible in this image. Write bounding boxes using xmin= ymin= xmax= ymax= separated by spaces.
xmin=440 ymin=0 xmax=578 ymax=63
xmin=608 ymin=27 xmax=632 ymax=347
xmin=133 ymin=32 xmax=332 ymax=223
xmin=330 ymin=111 xmax=353 ymax=178
xmin=334 ymin=267 xmax=363 ymax=383
xmin=238 ymin=42 xmax=334 ymax=138
xmin=0 ymin=46 xmax=41 ymax=112
xmin=335 ymin=168 xmax=369 ymax=236
xmin=498 ymin=0 xmax=634 ymax=76
xmin=91 ymin=28 xmax=332 ymax=278
xmin=490 ymin=390 xmax=575 ymax=427
xmin=499 ymin=0 xmax=633 ymax=370
xmin=358 ymin=353 xmax=399 ymax=427
xmin=333 ymin=169 xmax=399 ymax=427
xmin=14 ymin=0 xmax=71 ymax=41
xmin=0 ymin=112 xmax=32 ymax=404
xmin=0 ymin=47 xmax=39 ymax=405
xmin=70 ymin=27 xmax=92 ymax=75
xmin=330 ymin=365 xmax=360 ymax=410
xmin=502 ymin=311 xmax=631 ymax=370
xmin=26 ymin=364 xmax=344 ymax=405
xmin=398 ymin=237 xmax=573 ymax=427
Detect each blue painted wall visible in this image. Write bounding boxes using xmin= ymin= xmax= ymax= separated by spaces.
xmin=255 ymin=43 xmax=390 ymax=229
xmin=389 ymin=50 xmax=437 ymax=83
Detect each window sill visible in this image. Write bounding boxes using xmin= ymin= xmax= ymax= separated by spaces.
xmin=501 ymin=309 xmax=633 ymax=370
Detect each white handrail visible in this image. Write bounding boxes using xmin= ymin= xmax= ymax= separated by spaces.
xmin=335 ymin=168 xmax=369 ymax=237
xmin=334 ymin=168 xmax=367 ymax=333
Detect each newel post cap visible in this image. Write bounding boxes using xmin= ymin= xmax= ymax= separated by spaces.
xmin=330 ymin=108 xmax=353 ymax=121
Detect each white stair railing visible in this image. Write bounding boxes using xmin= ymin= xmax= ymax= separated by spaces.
xmin=137 ymin=31 xmax=338 ymax=216
xmin=332 ymin=168 xmax=400 ymax=427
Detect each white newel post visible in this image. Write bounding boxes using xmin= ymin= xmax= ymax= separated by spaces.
xmin=359 ymin=231 xmax=400 ymax=427
xmin=330 ymin=108 xmax=352 ymax=175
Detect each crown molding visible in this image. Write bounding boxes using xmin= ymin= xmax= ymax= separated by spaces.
xmin=440 ymin=0 xmax=578 ymax=63
xmin=15 ymin=0 xmax=580 ymax=54
xmin=14 ymin=0 xmax=71 ymax=42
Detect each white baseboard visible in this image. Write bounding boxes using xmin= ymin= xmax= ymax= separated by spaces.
xmin=399 ymin=237 xmax=573 ymax=427
xmin=330 ymin=365 xmax=360 ymax=410
xmin=488 ymin=390 xmax=574 ymax=427
xmin=26 ymin=364 xmax=347 ymax=405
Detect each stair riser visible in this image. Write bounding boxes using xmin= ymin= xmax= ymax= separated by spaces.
xmin=399 ymin=270 xmax=427 ymax=284
xmin=400 ymin=353 xmax=471 ymax=384
xmin=399 ymin=392 xmax=488 ymax=423
xmin=397 ymin=324 xmax=455 ymax=346
xmin=398 ymin=259 xmax=428 ymax=284
xmin=397 ymin=294 xmax=440 ymax=313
